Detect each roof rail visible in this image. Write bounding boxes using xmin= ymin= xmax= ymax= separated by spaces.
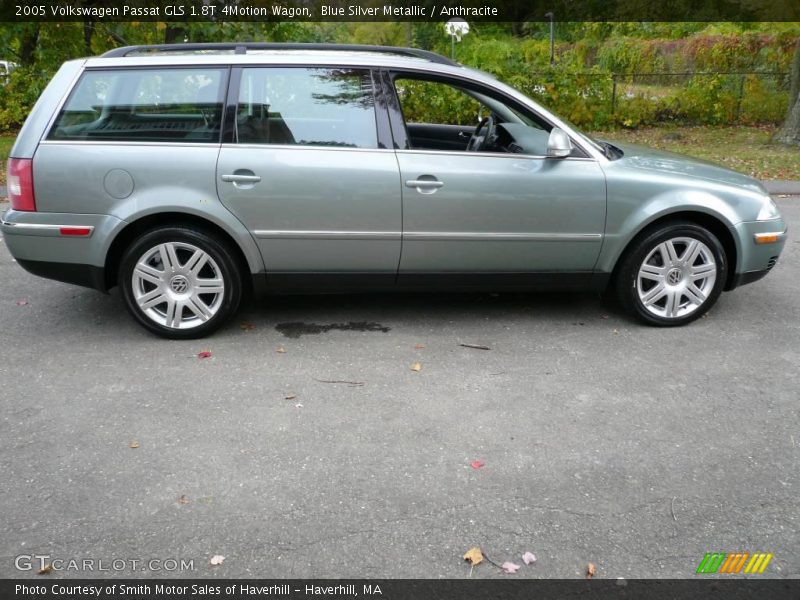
xmin=100 ymin=43 xmax=459 ymax=66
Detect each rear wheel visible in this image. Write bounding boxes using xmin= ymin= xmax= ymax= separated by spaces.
xmin=616 ymin=222 xmax=726 ymax=326
xmin=119 ymin=226 xmax=243 ymax=339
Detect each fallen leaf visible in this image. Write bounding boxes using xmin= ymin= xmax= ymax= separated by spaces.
xmin=285 ymin=393 xmax=297 ymax=400
xmin=37 ymin=564 xmax=53 ymax=575
xmin=177 ymin=495 xmax=190 ymax=505
xmin=411 ymin=362 xmax=422 ymax=372
xmin=587 ymin=562 xmax=597 ymax=578
xmin=295 ymin=403 xmax=303 ymax=408
xmin=129 ymin=440 xmax=140 ymax=449
xmin=463 ymin=547 xmax=483 ymax=566
xmin=197 ymin=350 xmax=212 ymax=359
xmin=239 ymin=322 xmax=256 ymax=331
xmin=471 ymin=459 xmax=485 ymax=469
xmin=502 ymin=561 xmax=521 ymax=574
xmin=209 ymin=555 xmax=225 ymax=566
xmin=522 ymin=551 xmax=537 ymax=565
xmin=276 ymin=347 xmax=286 ymax=354
xmin=414 ymin=343 xmax=426 ymax=350
xmin=16 ymin=299 xmax=28 ymax=306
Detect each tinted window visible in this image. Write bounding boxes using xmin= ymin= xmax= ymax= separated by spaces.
xmin=49 ymin=68 xmax=226 ymax=143
xmin=237 ymin=68 xmax=377 ymax=148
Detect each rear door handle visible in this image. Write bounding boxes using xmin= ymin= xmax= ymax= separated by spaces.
xmin=222 ymin=174 xmax=262 ymax=184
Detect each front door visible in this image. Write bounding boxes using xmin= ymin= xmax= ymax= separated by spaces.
xmin=389 ymin=74 xmax=606 ymax=284
xmin=216 ymin=67 xmax=402 ymax=280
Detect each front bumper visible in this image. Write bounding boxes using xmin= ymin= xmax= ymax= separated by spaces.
xmin=1 ymin=209 xmax=123 ymax=291
xmin=728 ymin=218 xmax=787 ymax=290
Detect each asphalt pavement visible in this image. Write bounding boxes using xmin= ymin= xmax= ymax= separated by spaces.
xmin=0 ymin=198 xmax=798 ymax=579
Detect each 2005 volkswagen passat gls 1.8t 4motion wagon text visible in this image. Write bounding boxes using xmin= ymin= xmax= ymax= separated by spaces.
xmin=2 ymin=43 xmax=788 ymax=339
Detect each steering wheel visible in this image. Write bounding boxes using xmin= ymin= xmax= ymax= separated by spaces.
xmin=467 ymin=115 xmax=495 ymax=152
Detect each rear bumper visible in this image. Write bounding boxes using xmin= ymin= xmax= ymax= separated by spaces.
xmin=16 ymin=259 xmax=107 ymax=291
xmin=2 ymin=209 xmax=123 ymax=291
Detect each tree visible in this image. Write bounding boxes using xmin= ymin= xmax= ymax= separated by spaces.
xmin=774 ymin=39 xmax=800 ymax=146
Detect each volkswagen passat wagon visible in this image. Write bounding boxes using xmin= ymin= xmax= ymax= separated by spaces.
xmin=2 ymin=43 xmax=787 ymax=338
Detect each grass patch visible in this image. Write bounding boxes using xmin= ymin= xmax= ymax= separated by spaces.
xmin=591 ymin=125 xmax=800 ymax=180
xmin=0 ymin=134 xmax=16 ymax=186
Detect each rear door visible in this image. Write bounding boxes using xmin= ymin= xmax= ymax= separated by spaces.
xmin=216 ymin=66 xmax=402 ymax=283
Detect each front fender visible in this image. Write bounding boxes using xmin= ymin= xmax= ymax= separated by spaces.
xmin=596 ymin=188 xmax=741 ymax=275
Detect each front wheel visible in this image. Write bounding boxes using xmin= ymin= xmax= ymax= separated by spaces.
xmin=119 ymin=226 xmax=243 ymax=339
xmin=616 ymin=222 xmax=726 ymax=326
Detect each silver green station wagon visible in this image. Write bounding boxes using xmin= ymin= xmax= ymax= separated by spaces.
xmin=2 ymin=43 xmax=788 ymax=338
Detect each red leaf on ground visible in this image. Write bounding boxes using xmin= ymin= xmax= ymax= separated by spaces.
xmin=197 ymin=351 xmax=212 ymax=359
xmin=16 ymin=299 xmax=28 ymax=306
xmin=471 ymin=460 xmax=485 ymax=469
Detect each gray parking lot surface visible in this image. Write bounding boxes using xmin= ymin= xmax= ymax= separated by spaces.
xmin=1 ymin=198 xmax=798 ymax=580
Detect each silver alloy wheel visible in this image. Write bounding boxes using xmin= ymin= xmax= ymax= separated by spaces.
xmin=636 ymin=236 xmax=717 ymax=319
xmin=131 ymin=242 xmax=225 ymax=329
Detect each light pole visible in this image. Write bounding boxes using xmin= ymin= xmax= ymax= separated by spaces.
xmin=545 ymin=12 xmax=555 ymax=66
xmin=444 ymin=18 xmax=470 ymax=60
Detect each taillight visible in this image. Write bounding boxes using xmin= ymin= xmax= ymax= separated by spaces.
xmin=7 ymin=158 xmax=36 ymax=211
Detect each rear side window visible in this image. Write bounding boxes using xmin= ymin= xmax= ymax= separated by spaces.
xmin=237 ymin=67 xmax=377 ymax=149
xmin=49 ymin=68 xmax=226 ymax=143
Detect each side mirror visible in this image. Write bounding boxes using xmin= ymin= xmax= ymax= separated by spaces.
xmin=546 ymin=127 xmax=573 ymax=158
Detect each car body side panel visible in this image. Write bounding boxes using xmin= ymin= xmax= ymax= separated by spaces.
xmin=31 ymin=142 xmax=265 ymax=274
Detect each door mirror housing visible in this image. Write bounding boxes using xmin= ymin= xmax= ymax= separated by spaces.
xmin=546 ymin=127 xmax=573 ymax=158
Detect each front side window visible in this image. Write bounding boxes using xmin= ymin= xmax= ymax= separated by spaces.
xmin=393 ymin=75 xmax=558 ymax=156
xmin=237 ymin=67 xmax=377 ymax=149
xmin=49 ymin=68 xmax=226 ymax=143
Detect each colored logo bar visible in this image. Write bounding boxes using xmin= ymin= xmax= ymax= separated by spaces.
xmin=696 ymin=552 xmax=773 ymax=574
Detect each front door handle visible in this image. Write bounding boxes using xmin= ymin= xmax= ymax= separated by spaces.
xmin=222 ymin=174 xmax=262 ymax=184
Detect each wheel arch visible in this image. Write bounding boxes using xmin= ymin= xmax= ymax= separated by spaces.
xmin=104 ymin=211 xmax=258 ymax=292
xmin=607 ymin=210 xmax=739 ymax=292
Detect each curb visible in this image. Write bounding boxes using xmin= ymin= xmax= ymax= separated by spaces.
xmin=763 ymin=180 xmax=800 ymax=195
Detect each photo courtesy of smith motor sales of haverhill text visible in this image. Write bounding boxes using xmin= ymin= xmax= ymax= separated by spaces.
xmin=0 ymin=0 xmax=799 ymax=599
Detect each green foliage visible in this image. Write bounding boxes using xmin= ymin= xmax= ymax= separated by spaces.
xmin=0 ymin=67 xmax=51 ymax=131
xmin=0 ymin=22 xmax=796 ymax=132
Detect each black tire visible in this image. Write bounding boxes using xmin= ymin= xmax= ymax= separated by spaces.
xmin=119 ymin=226 xmax=244 ymax=339
xmin=616 ymin=222 xmax=726 ymax=327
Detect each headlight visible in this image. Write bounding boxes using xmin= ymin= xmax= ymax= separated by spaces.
xmin=757 ymin=197 xmax=781 ymax=221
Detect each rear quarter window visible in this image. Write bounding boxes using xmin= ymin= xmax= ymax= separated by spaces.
xmin=48 ymin=67 xmax=227 ymax=143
